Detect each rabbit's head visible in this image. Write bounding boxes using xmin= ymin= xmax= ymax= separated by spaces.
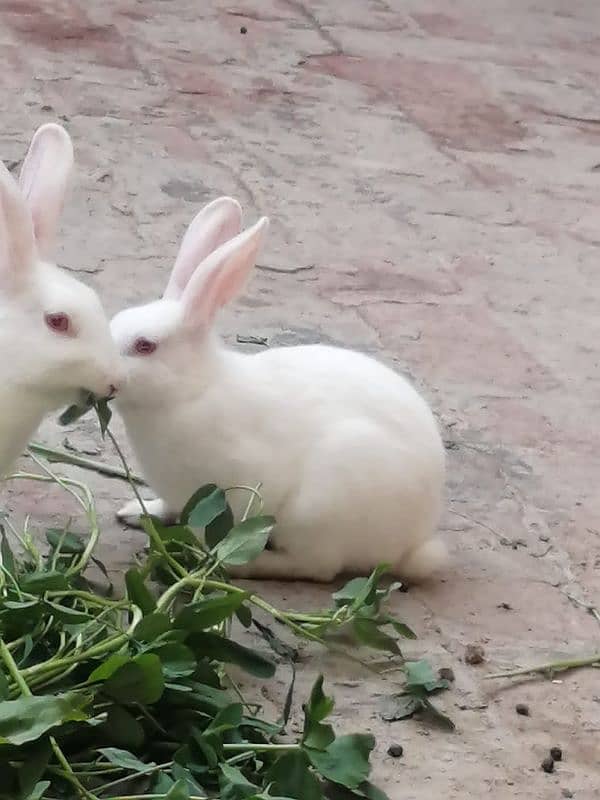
xmin=110 ymin=197 xmax=268 ymax=406
xmin=0 ymin=124 xmax=121 ymax=407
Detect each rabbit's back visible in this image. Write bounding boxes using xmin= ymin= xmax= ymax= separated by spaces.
xmin=254 ymin=344 xmax=439 ymax=438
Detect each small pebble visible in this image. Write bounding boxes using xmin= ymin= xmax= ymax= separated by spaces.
xmin=498 ymin=602 xmax=512 ymax=610
xmin=240 ymin=25 xmax=247 ymax=34
xmin=387 ymin=744 xmax=403 ymax=758
xmin=515 ymin=703 xmax=530 ymax=716
xmin=541 ymin=756 xmax=555 ymax=774
xmin=464 ymin=643 xmax=485 ymax=665
xmin=561 ymin=789 xmax=573 ymax=798
xmin=438 ymin=667 xmax=455 ymax=682
xmin=551 ymin=746 xmax=563 ymax=761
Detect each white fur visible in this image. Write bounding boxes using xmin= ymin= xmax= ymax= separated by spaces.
xmin=112 ymin=199 xmax=446 ymax=582
xmin=0 ymin=124 xmax=120 ymax=477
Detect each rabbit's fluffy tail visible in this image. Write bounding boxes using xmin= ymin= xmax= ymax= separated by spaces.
xmin=400 ymin=537 xmax=447 ymax=582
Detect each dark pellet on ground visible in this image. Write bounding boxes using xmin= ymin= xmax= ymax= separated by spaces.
xmin=438 ymin=667 xmax=455 ymax=682
xmin=561 ymin=789 xmax=573 ymax=798
xmin=551 ymin=747 xmax=563 ymax=761
xmin=464 ymin=643 xmax=485 ymax=665
xmin=387 ymin=744 xmax=403 ymax=758
xmin=240 ymin=26 xmax=247 ymax=34
xmin=541 ymin=756 xmax=555 ymax=773
xmin=498 ymin=602 xmax=512 ymax=610
xmin=515 ymin=703 xmax=530 ymax=716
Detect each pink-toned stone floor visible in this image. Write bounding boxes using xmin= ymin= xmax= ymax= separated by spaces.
xmin=1 ymin=2 xmax=599 ymax=797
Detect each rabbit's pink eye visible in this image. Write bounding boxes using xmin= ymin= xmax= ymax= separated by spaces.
xmin=45 ymin=312 xmax=71 ymax=334
xmin=133 ymin=337 xmax=157 ymax=356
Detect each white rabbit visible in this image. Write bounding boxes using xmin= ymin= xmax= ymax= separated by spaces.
xmin=111 ymin=197 xmax=446 ymax=582
xmin=0 ymin=123 xmax=121 ymax=477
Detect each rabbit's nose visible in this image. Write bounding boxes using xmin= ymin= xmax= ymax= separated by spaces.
xmin=107 ymin=384 xmax=118 ymax=399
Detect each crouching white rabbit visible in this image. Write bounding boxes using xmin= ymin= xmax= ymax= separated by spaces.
xmin=0 ymin=124 xmax=121 ymax=477
xmin=111 ymin=197 xmax=446 ymax=582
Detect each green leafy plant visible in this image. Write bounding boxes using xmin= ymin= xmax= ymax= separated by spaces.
xmin=380 ymin=660 xmax=454 ymax=731
xmin=0 ymin=503 xmax=389 ymax=799
xmin=0 ymin=404 xmax=451 ymax=798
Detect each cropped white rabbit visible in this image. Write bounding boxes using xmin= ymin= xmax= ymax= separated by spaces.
xmin=0 ymin=123 xmax=121 ymax=477
xmin=111 ymin=197 xmax=446 ymax=582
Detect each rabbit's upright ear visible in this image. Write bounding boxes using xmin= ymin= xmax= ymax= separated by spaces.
xmin=0 ymin=161 xmax=35 ymax=292
xmin=181 ymin=216 xmax=269 ymax=329
xmin=19 ymin=123 xmax=74 ymax=261
xmin=164 ymin=196 xmax=242 ymax=300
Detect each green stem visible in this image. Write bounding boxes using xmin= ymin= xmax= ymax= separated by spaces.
xmin=21 ymin=605 xmax=142 ymax=680
xmin=156 ymin=573 xmax=209 ymax=612
xmin=140 ymin=517 xmax=188 ymax=580
xmin=226 ymin=751 xmax=256 ymax=766
xmin=204 ymin=579 xmax=326 ymax=645
xmin=21 ymin=634 xmax=122 ymax=678
xmin=157 ymin=576 xmax=363 ymax=670
xmin=101 ymin=796 xmax=205 ymax=800
xmin=49 ymin=765 xmax=122 ymax=777
xmin=94 ymin=761 xmax=172 ymax=795
xmin=0 ymin=562 xmax=24 ymax=597
xmin=134 ymin=703 xmax=169 ymax=736
xmin=22 ymin=661 xmax=80 ymax=696
xmin=50 ymin=738 xmax=100 ymax=800
xmin=105 ymin=427 xmax=188 ymax=581
xmin=281 ymin=612 xmax=333 ymax=624
xmin=8 ymin=465 xmax=100 ymax=577
xmin=46 ymin=590 xmax=130 ymax=609
xmin=485 ymin=652 xmax=600 ymax=679
xmin=0 ymin=637 xmax=31 ymax=695
xmin=104 ymin=429 xmax=148 ymax=501
xmin=223 ymin=743 xmax=298 ymax=752
xmin=155 ymin=574 xmax=323 ymax=644
xmin=29 ymin=442 xmax=146 ymax=485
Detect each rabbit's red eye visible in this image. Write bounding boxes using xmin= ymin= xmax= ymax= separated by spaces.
xmin=133 ymin=337 xmax=157 ymax=356
xmin=45 ymin=312 xmax=71 ymax=334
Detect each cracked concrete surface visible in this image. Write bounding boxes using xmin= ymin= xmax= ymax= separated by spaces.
xmin=1 ymin=1 xmax=599 ymax=797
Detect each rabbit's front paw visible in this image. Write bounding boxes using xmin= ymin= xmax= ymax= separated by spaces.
xmin=117 ymin=497 xmax=175 ymax=528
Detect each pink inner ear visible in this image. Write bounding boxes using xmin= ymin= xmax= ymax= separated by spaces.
xmin=30 ymin=204 xmax=45 ymax=247
xmin=20 ymin=144 xmax=46 ymax=245
xmin=20 ymin=144 xmax=43 ymax=207
xmin=182 ymin=216 xmax=268 ymax=328
xmin=185 ymin=246 xmax=252 ymax=326
xmin=211 ymin=259 xmax=245 ymax=309
xmin=187 ymin=262 xmax=224 ymax=325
